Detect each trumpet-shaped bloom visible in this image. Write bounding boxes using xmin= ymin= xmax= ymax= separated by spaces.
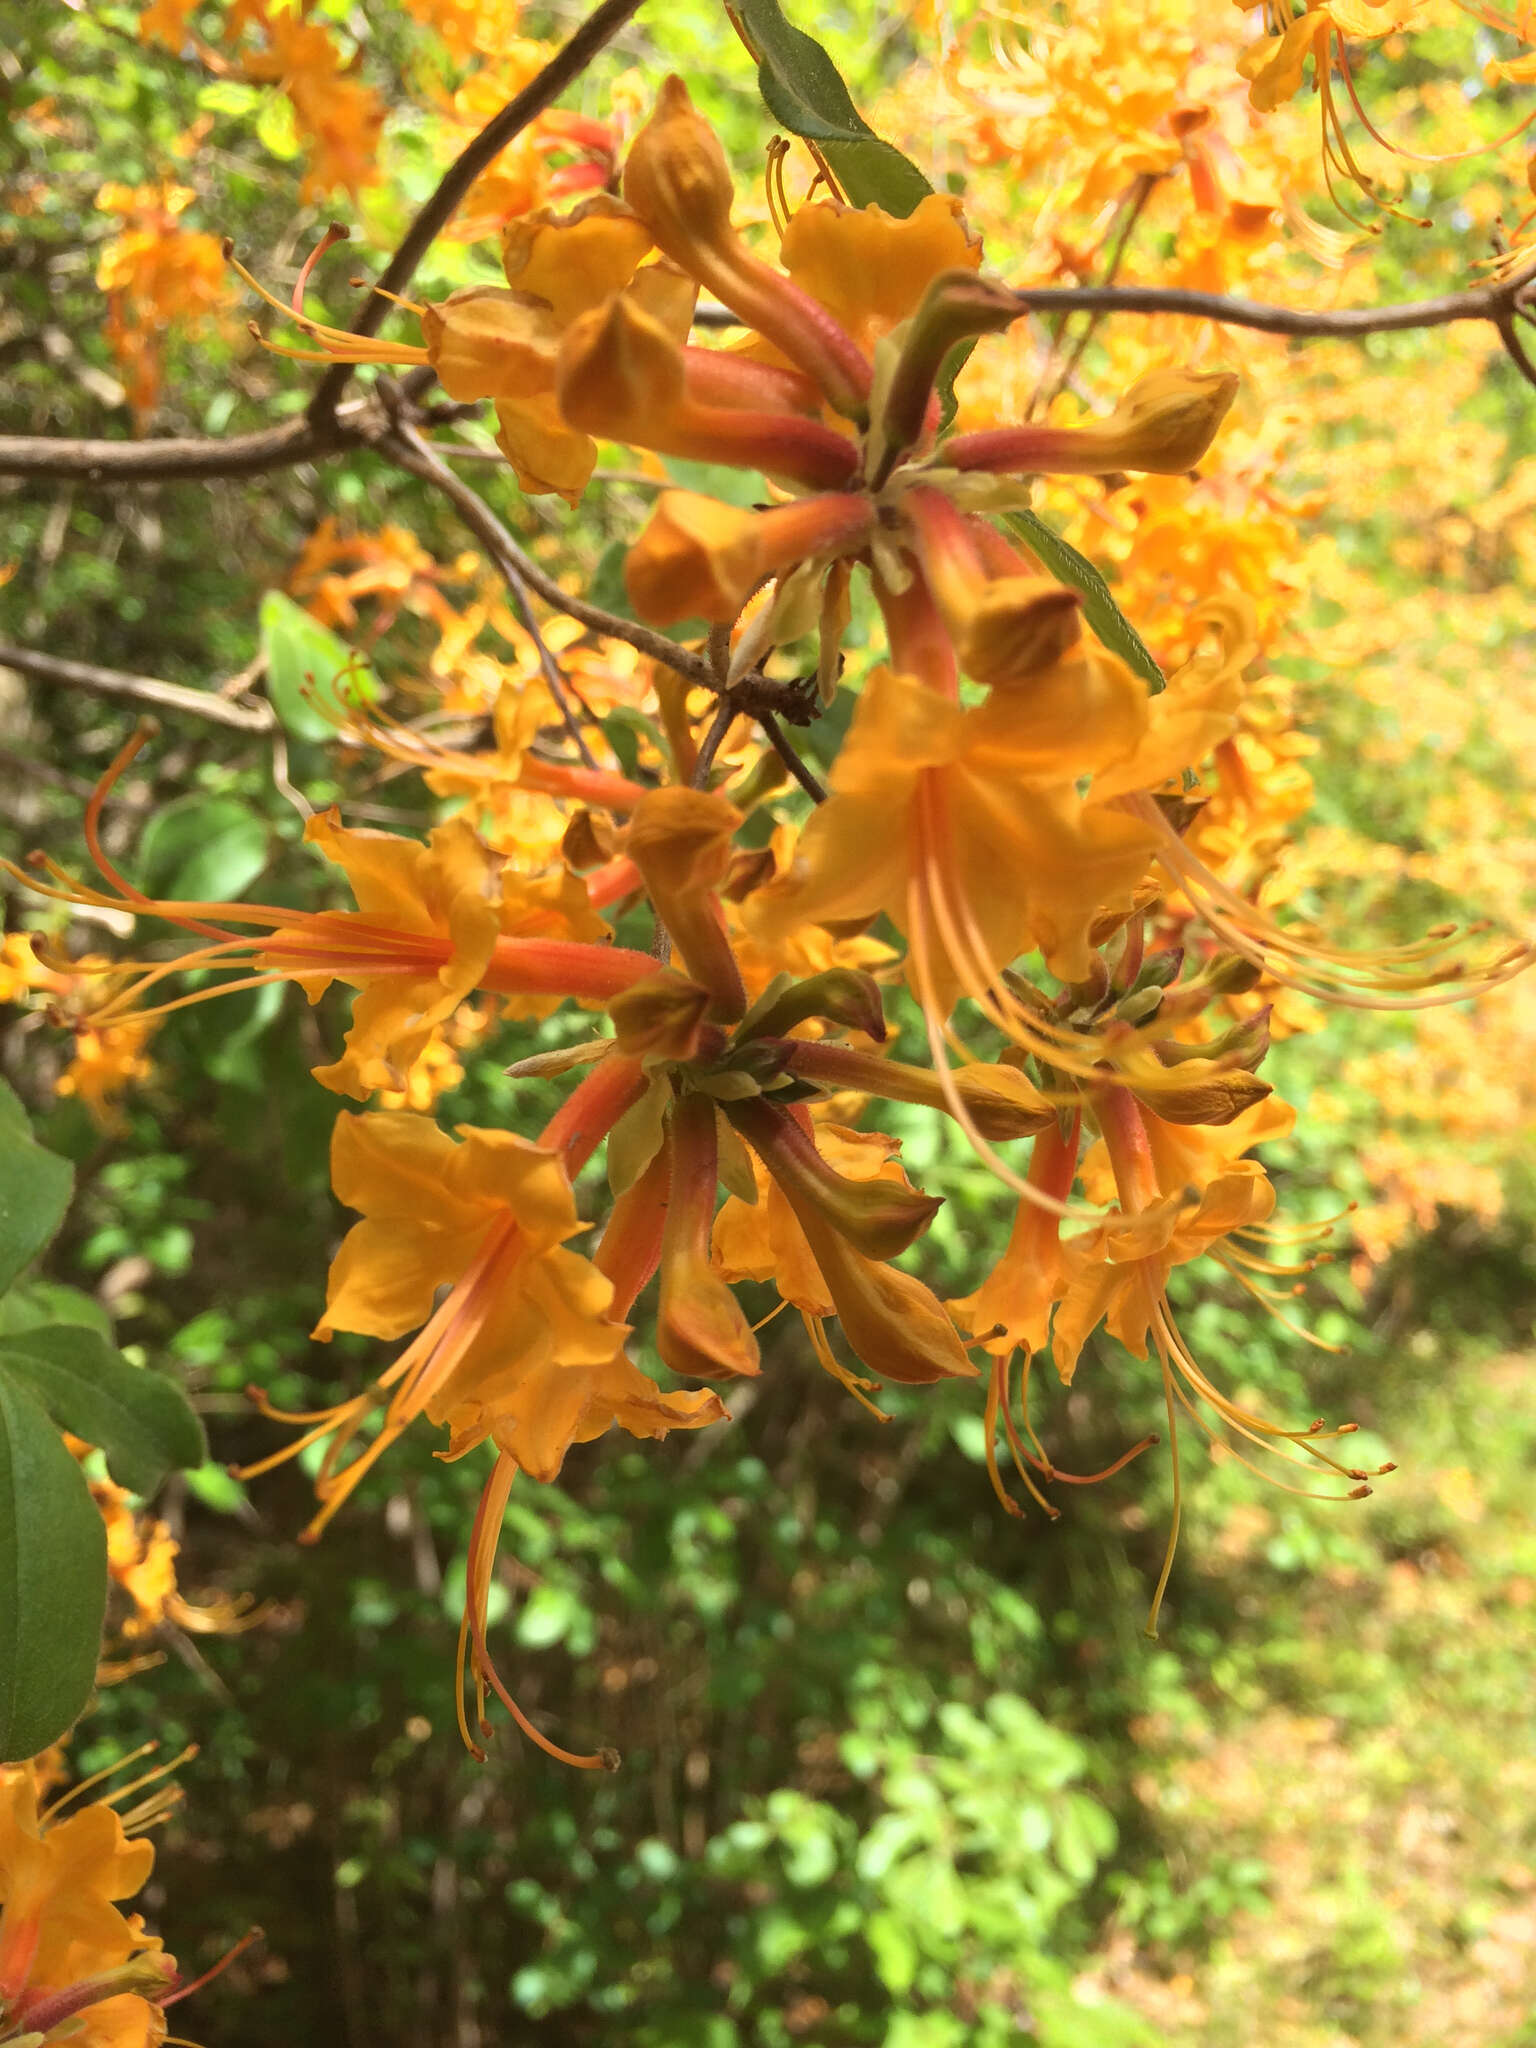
xmin=748 ymin=664 xmax=1157 ymax=1006
xmin=1051 ymin=1091 xmax=1296 ymax=1382
xmin=257 ymin=1108 xmax=720 ymax=1533
xmin=0 ymin=1764 xmax=173 ymax=2048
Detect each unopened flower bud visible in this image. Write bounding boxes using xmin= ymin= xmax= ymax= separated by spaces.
xmin=625 ymin=491 xmax=873 ymax=626
xmin=1156 ymin=1006 xmax=1271 ymax=1074
xmin=1204 ymin=952 xmax=1266 ymax=995
xmin=1090 ymin=367 xmax=1240 ymax=472
xmin=739 ymin=968 xmax=887 ymax=1045
xmin=783 ymin=1041 xmax=1054 ymax=1140
xmin=775 ymin=1185 xmax=977 ymax=1384
xmin=626 ymin=788 xmax=747 ymax=1021
xmin=656 ymin=1091 xmax=761 ymax=1378
xmin=1139 ymin=1065 xmax=1273 ymax=1126
xmin=730 ymin=1097 xmax=942 ymax=1263
xmin=870 ymin=269 xmax=1020 ymax=482
xmin=623 ymin=74 xmax=738 ymax=266
xmin=946 ymin=366 xmax=1239 ymax=479
xmin=624 ymin=77 xmax=872 ymax=419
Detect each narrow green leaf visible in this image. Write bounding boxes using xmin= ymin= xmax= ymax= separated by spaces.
xmin=732 ymin=0 xmax=932 ymax=217
xmin=259 ymin=591 xmax=380 ymax=742
xmin=1000 ymin=510 xmax=1166 ymax=693
xmin=0 ymin=1082 xmax=73 ymax=1296
xmin=0 ymin=1326 xmax=206 ymax=1496
xmin=0 ymin=1378 xmax=107 ymax=1761
xmin=139 ymin=793 xmax=269 ymax=903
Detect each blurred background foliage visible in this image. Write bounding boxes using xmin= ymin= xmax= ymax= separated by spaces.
xmin=4 ymin=1 xmax=1536 ymax=2043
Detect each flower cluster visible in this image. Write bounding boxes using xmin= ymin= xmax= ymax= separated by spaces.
xmin=17 ymin=68 xmax=1532 ymax=1770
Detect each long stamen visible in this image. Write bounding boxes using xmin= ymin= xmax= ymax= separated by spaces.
xmin=462 ymin=1454 xmax=614 ymax=1770
xmin=906 ymin=867 xmax=1089 ymax=1217
xmin=803 ymin=1311 xmax=889 ymax=1418
xmin=1145 ymin=1294 xmax=1183 ymax=1639
xmin=38 ymin=1743 xmax=158 ymax=1822
xmin=1135 ymin=795 xmax=1533 ymax=1008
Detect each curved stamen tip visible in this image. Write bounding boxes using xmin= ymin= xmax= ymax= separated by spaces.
xmin=599 ymin=1747 xmax=623 ymax=1773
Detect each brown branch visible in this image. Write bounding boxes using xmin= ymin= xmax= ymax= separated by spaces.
xmin=0 ymin=402 xmax=370 ymax=484
xmin=373 ymin=425 xmax=714 ymax=688
xmin=688 ymin=263 xmax=1536 ymax=343
xmin=690 ymin=697 xmax=738 ymax=788
xmin=0 ymin=643 xmax=276 ymax=731
xmin=1494 ymin=310 xmax=1536 ymax=392
xmin=757 ymin=709 xmax=827 ymax=803
xmin=8 ymin=268 xmax=1529 ymax=490
xmin=1007 ymin=268 xmax=1536 ymax=340
xmin=379 ymin=411 xmax=602 ymax=767
xmin=307 ymin=0 xmax=648 ymax=429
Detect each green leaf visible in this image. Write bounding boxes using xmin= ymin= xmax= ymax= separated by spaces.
xmin=0 ymin=1378 xmax=107 ymax=1761
xmin=0 ymin=1081 xmax=73 ymax=1296
xmin=255 ymin=87 xmax=302 ymax=162
xmin=606 ymin=1078 xmax=670 ymax=1199
xmin=182 ymin=1460 xmax=250 ymax=1516
xmin=0 ymin=1282 xmax=111 ymax=1341
xmin=139 ymin=793 xmax=269 ymax=903
xmin=731 ymin=0 xmax=933 ymax=217
xmin=0 ymin=1326 xmax=206 ymax=1496
xmin=259 ymin=591 xmax=380 ymax=742
xmin=999 ymin=511 xmax=1166 ymax=693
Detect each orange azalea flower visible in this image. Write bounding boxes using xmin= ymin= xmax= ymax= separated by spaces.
xmin=14 ymin=741 xmax=657 ymax=1101
xmin=239 ymin=1059 xmax=724 ymax=1763
xmin=233 ymin=3 xmax=386 ymax=202
xmin=1047 ymin=1082 xmax=1383 ymax=1632
xmin=94 ymin=182 xmax=229 ymax=426
xmin=87 ymin=1473 xmax=265 ymax=1643
xmin=712 ymin=1112 xmax=970 ymax=1409
xmin=0 ymin=934 xmax=157 ymax=1128
xmin=0 ymin=1760 xmax=175 ymax=2048
xmin=289 ymin=517 xmax=475 ymax=637
xmin=746 ymin=660 xmax=1155 ymax=1008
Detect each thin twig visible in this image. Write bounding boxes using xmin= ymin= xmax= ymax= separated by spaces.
xmin=1017 ymin=265 xmax=1536 ymax=340
xmin=694 ymin=265 xmax=1536 ymax=342
xmin=757 ymin=710 xmax=828 ymax=803
xmin=307 ymin=0 xmax=648 ymax=429
xmin=1494 ymin=311 xmax=1536 ymax=391
xmin=0 ymin=643 xmax=276 ymax=731
xmin=380 ymin=409 xmax=600 ymax=767
xmin=374 ymin=426 xmax=714 ymax=688
xmin=690 ymin=697 xmax=738 ymax=788
xmin=1034 ymin=173 xmax=1159 ymax=417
